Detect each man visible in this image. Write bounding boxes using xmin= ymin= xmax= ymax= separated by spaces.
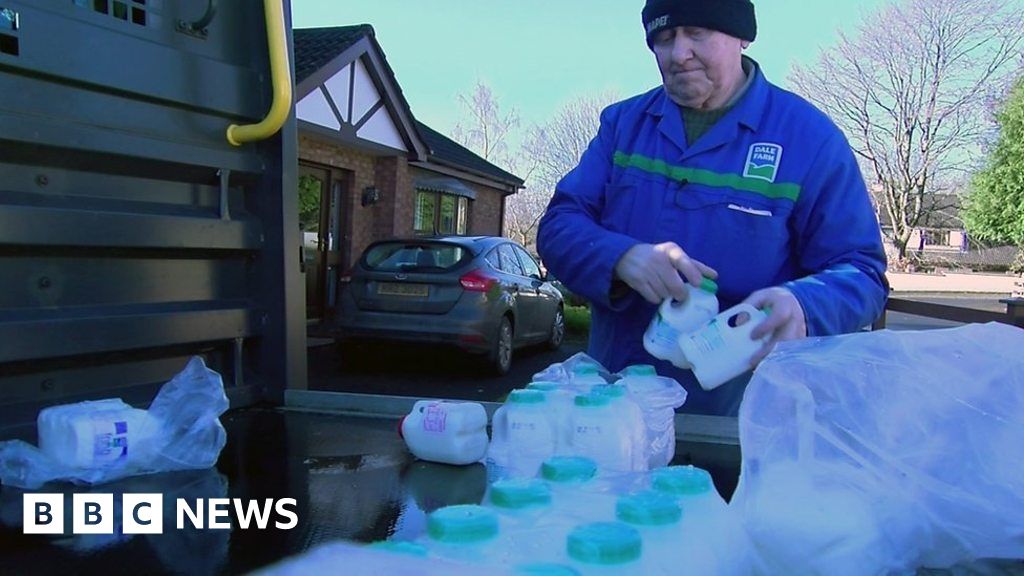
xmin=536 ymin=0 xmax=887 ymax=416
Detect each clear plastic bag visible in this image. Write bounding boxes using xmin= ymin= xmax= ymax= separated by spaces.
xmin=732 ymin=323 xmax=1024 ymax=575
xmin=0 ymin=356 xmax=229 ymax=489
xmin=528 ymin=354 xmax=690 ymax=472
xmin=617 ymin=372 xmax=688 ymax=469
xmin=530 ymin=351 xmax=611 ymax=389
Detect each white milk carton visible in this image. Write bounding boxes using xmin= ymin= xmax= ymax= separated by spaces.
xmin=490 ymin=390 xmax=558 ymax=477
xmin=38 ymin=398 xmax=158 ymax=468
xmin=400 ymin=401 xmax=489 ymax=465
xmin=569 ymin=393 xmax=640 ymax=473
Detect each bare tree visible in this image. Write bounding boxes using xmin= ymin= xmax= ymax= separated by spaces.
xmin=789 ymin=0 xmax=1024 ymax=266
xmin=506 ymin=93 xmax=619 ymax=251
xmin=451 ymin=80 xmax=520 ymax=170
xmin=449 ymin=83 xmax=620 ymax=251
xmin=504 ymin=186 xmax=549 ymax=250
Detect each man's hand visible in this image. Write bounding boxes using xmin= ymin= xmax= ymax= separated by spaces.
xmin=614 ymin=242 xmax=717 ymax=304
xmin=743 ymin=286 xmax=807 ymax=367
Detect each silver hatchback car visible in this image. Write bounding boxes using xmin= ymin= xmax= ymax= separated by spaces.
xmin=333 ymin=236 xmax=565 ymax=374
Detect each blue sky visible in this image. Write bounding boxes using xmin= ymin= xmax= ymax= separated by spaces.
xmin=292 ymin=0 xmax=891 ymax=132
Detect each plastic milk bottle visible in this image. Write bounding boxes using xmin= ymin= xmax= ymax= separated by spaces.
xmin=400 ymin=401 xmax=489 ymax=465
xmin=643 ymin=278 xmax=719 ymax=368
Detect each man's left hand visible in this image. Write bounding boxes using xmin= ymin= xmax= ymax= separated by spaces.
xmin=742 ymin=286 xmax=807 ymax=367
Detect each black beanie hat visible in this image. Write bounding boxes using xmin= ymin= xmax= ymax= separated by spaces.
xmin=642 ymin=0 xmax=757 ymax=47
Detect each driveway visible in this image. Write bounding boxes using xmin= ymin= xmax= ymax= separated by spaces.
xmin=307 ymin=294 xmax=1018 ymax=402
xmin=308 ymin=337 xmax=588 ymax=402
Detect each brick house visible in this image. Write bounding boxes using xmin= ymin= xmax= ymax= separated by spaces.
xmin=293 ymin=25 xmax=523 ymax=324
xmin=875 ymin=191 xmax=1017 ymax=271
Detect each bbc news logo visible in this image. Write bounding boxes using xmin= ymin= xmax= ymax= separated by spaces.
xmin=23 ymin=494 xmax=298 ymax=534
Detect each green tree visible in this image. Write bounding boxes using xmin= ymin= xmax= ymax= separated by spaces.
xmin=964 ymin=78 xmax=1024 ymax=272
xmin=297 ymin=174 xmax=322 ymax=232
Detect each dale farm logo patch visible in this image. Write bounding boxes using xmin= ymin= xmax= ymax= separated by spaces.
xmin=743 ymin=143 xmax=783 ymax=183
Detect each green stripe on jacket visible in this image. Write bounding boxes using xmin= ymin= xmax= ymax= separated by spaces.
xmin=613 ymin=152 xmax=801 ymax=202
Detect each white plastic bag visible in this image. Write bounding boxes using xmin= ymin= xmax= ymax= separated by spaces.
xmin=0 ymin=356 xmax=229 ymax=489
xmin=732 ymin=323 xmax=1024 ymax=575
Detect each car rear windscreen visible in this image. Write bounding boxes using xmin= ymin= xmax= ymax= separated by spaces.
xmin=363 ymin=242 xmax=470 ymax=272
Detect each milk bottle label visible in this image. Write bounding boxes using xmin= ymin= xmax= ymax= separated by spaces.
xmin=509 ymin=412 xmax=555 ymax=458
xmin=92 ymin=417 xmax=129 ymax=463
xmin=423 ymin=404 xmax=447 ymax=433
xmin=686 ymin=320 xmax=728 ymax=355
xmin=648 ymin=312 xmax=681 ymax=349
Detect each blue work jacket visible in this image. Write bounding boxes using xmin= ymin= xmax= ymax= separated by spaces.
xmin=537 ymin=61 xmax=888 ymax=416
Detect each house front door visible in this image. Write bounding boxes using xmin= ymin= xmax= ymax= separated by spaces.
xmin=298 ymin=164 xmax=344 ymax=324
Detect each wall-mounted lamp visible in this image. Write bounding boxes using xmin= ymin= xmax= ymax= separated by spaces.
xmin=361 ymin=186 xmax=380 ymax=207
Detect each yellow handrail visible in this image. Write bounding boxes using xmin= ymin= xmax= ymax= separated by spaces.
xmin=226 ymin=0 xmax=292 ymax=146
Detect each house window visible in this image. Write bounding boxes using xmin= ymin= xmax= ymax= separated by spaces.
xmin=457 ymin=196 xmax=468 ymax=234
xmin=923 ymin=229 xmax=951 ymax=247
xmin=414 ymin=192 xmax=436 ymax=234
xmin=414 ymin=190 xmax=469 ymax=235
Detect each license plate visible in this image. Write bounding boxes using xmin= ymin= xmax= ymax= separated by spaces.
xmin=377 ymin=282 xmax=428 ymax=297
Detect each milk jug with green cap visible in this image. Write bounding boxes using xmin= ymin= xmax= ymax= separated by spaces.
xmin=563 ymin=521 xmax=644 ymax=574
xmin=569 ymin=364 xmax=607 ymax=391
xmin=487 ymin=478 xmax=567 ymax=562
xmin=591 ymin=384 xmax=647 ymax=471
xmin=540 ymin=456 xmax=619 ymax=524
xmin=526 ymin=381 xmax=575 ymax=452
xmin=643 ymin=277 xmax=720 ymax=368
xmin=650 ymin=465 xmax=727 ymax=517
xmin=650 ymin=465 xmax=740 ymax=574
xmin=614 ymin=490 xmax=687 ymax=574
xmin=420 ymin=504 xmax=501 ymax=565
xmin=677 ymin=302 xmax=770 ymax=390
xmin=569 ymin=393 xmax=638 ymax=473
xmin=489 ymin=389 xmax=558 ymax=476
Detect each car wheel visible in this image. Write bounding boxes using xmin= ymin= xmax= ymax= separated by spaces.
xmin=546 ymin=307 xmax=565 ymax=350
xmin=488 ymin=317 xmax=513 ymax=375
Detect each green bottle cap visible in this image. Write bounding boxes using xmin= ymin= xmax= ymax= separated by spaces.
xmin=566 ymin=522 xmax=642 ymax=565
xmin=489 ymin=479 xmax=552 ymax=510
xmin=651 ymin=465 xmax=714 ymax=496
xmin=574 ymin=393 xmax=611 ymax=408
xmin=509 ymin=389 xmax=546 ymax=405
xmin=621 ymin=364 xmax=657 ymax=377
xmin=698 ymin=277 xmax=719 ymax=294
xmin=541 ymin=456 xmax=597 ymax=483
xmin=368 ymin=540 xmax=429 ymax=556
xmin=427 ymin=505 xmax=499 ymax=544
xmin=616 ymin=491 xmax=683 ymax=526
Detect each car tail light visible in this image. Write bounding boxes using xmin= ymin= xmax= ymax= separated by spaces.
xmin=459 ymin=269 xmax=498 ymax=292
xmin=339 ymin=267 xmax=355 ymax=284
